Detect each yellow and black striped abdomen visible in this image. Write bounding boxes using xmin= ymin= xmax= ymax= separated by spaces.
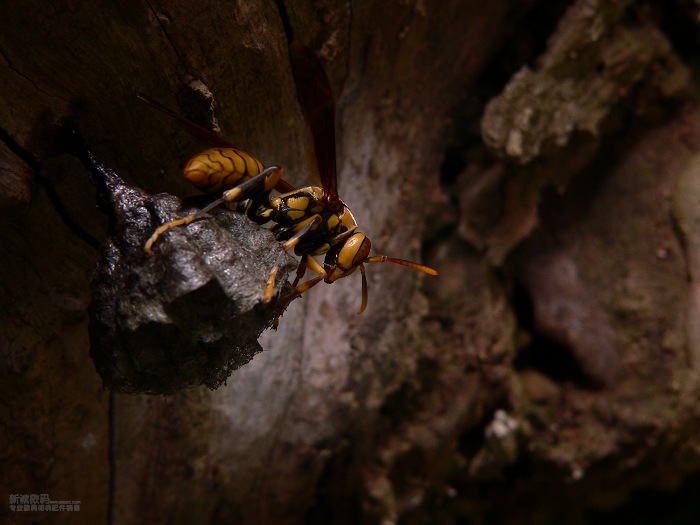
xmin=183 ymin=148 xmax=265 ymax=193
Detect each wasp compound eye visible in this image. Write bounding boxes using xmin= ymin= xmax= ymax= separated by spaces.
xmin=334 ymin=233 xmax=368 ymax=271
xmin=352 ymin=235 xmax=372 ymax=267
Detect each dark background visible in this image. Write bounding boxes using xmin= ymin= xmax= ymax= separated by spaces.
xmin=2 ymin=1 xmax=700 ymax=524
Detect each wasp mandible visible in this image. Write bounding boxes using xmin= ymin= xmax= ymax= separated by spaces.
xmin=143 ymin=43 xmax=438 ymax=314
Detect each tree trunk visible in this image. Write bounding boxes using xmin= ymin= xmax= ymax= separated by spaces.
xmin=3 ymin=0 xmax=700 ymax=524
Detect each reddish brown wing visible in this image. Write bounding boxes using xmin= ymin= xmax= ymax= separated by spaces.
xmin=289 ymin=43 xmax=340 ymax=206
xmin=136 ymin=92 xmax=296 ymax=194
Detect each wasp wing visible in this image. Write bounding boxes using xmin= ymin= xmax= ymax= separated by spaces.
xmin=136 ymin=92 xmax=296 ymax=194
xmin=289 ymin=43 xmax=340 ymax=206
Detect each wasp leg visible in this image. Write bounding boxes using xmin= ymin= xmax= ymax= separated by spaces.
xmin=144 ymin=165 xmax=283 ymax=253
xmin=263 ymin=214 xmax=322 ymax=303
xmin=264 ymin=265 xmax=279 ymax=303
xmin=292 ymin=261 xmax=307 ymax=287
xmin=279 ymin=254 xmax=326 ymax=305
xmin=272 ymin=255 xmax=329 ymax=326
xmin=144 ymin=215 xmax=200 ymax=253
xmin=217 ymin=165 xmax=282 ymax=208
xmin=281 ymin=214 xmax=322 ymax=252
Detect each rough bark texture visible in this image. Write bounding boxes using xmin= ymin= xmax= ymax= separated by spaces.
xmin=3 ymin=0 xmax=700 ymax=524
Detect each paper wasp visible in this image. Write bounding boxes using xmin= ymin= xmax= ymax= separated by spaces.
xmin=142 ymin=43 xmax=437 ymax=314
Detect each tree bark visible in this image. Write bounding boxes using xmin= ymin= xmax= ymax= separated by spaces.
xmin=3 ymin=1 xmax=700 ymax=524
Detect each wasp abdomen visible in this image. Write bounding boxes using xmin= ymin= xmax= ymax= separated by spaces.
xmin=183 ymin=147 xmax=264 ymax=193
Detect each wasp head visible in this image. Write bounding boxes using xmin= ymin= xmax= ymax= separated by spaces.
xmin=322 ymin=232 xmax=438 ymax=314
xmin=324 ymin=232 xmax=371 ymax=283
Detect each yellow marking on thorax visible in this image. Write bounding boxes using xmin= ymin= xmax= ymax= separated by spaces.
xmin=327 ymin=214 xmax=340 ymax=229
xmin=339 ymin=207 xmax=358 ymax=231
xmin=287 ymin=196 xmax=310 ymax=211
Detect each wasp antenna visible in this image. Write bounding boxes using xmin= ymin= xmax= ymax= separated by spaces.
xmin=365 ymin=255 xmax=438 ymax=276
xmin=357 ymin=264 xmax=369 ymax=314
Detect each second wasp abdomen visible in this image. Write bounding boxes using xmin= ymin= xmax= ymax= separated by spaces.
xmin=183 ymin=148 xmax=264 ymax=193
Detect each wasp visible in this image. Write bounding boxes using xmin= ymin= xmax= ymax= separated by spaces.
xmin=142 ymin=43 xmax=437 ymax=314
